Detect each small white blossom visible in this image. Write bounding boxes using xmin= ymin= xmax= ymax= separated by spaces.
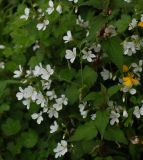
xmin=76 ymin=15 xmax=89 ymax=28
xmin=133 ymin=106 xmax=143 ymax=118
xmin=41 ymin=65 xmax=54 ymax=80
xmin=31 ymin=112 xmax=43 ymax=124
xmin=91 ymin=113 xmax=96 ymax=120
xmin=46 ymin=90 xmax=57 ymax=100
xmin=33 ymin=41 xmax=40 ymax=51
xmin=110 ymin=111 xmax=120 ymax=125
xmin=37 ymin=20 xmax=49 ymax=31
xmin=50 ymin=121 xmax=59 ymax=133
xmin=82 ymin=50 xmax=96 ymax=62
xmin=13 ymin=65 xmax=23 ymax=78
xmin=124 ymin=0 xmax=131 ymax=3
xmin=56 ymin=95 xmax=68 ymax=106
xmin=41 ymin=80 xmax=52 ymax=90
xmin=131 ymin=60 xmax=143 ymax=73
xmin=20 ymin=7 xmax=30 ymax=20
xmin=63 ymin=30 xmax=73 ymax=43
xmin=56 ymin=4 xmax=62 ymax=14
xmin=36 ymin=92 xmax=46 ymax=107
xmin=33 ymin=64 xmax=43 ymax=77
xmin=128 ymin=18 xmax=137 ymax=30
xmin=53 ymin=140 xmax=68 ymax=158
xmin=22 ymin=99 xmax=31 ymax=110
xmin=46 ymin=0 xmax=54 ymax=15
xmin=65 ymin=48 xmax=76 ymax=63
xmin=79 ymin=102 xmax=88 ymax=118
xmin=100 ymin=69 xmax=112 ymax=80
xmin=48 ymin=107 xmax=59 ymax=118
xmin=123 ymin=41 xmax=137 ymax=56
xmin=123 ymin=110 xmax=128 ymax=118
xmin=16 ymin=87 xmax=25 ymax=100
xmin=0 ymin=44 xmax=5 ymax=49
xmin=122 ymin=86 xmax=136 ymax=95
xmin=0 ymin=62 xmax=5 ymax=69
xmin=68 ymin=0 xmax=78 ymax=3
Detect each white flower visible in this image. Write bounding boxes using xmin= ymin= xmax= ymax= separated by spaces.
xmin=0 ymin=44 xmax=5 ymax=49
xmin=16 ymin=87 xmax=25 ymax=100
xmin=56 ymin=4 xmax=62 ymax=14
xmin=41 ymin=80 xmax=52 ymax=90
xmin=33 ymin=41 xmax=40 ymax=51
xmin=124 ymin=0 xmax=131 ymax=3
xmin=13 ymin=65 xmax=23 ymax=78
xmin=31 ymin=112 xmax=43 ymax=124
xmin=20 ymin=7 xmax=30 ymax=20
xmin=36 ymin=92 xmax=46 ymax=107
xmin=68 ymin=0 xmax=78 ymax=3
xmin=100 ymin=69 xmax=112 ymax=80
xmin=110 ymin=111 xmax=120 ymax=125
xmin=50 ymin=121 xmax=59 ymax=133
xmin=65 ymin=48 xmax=76 ymax=63
xmin=48 ymin=107 xmax=59 ymax=118
xmin=79 ymin=102 xmax=88 ymax=118
xmin=36 ymin=20 xmax=49 ymax=31
xmin=131 ymin=60 xmax=143 ymax=73
xmin=123 ymin=42 xmax=135 ymax=56
xmin=133 ymin=106 xmax=143 ymax=118
xmin=46 ymin=90 xmax=57 ymax=100
xmin=122 ymin=86 xmax=136 ymax=95
xmin=91 ymin=113 xmax=96 ymax=120
xmin=56 ymin=95 xmax=68 ymax=106
xmin=53 ymin=103 xmax=63 ymax=111
xmin=53 ymin=140 xmax=68 ymax=158
xmin=41 ymin=65 xmax=54 ymax=80
xmin=0 ymin=62 xmax=5 ymax=69
xmin=76 ymin=15 xmax=89 ymax=28
xmin=128 ymin=18 xmax=137 ymax=30
xmin=141 ymin=14 xmax=143 ymax=22
xmin=89 ymin=43 xmax=101 ymax=53
xmin=23 ymin=86 xmax=37 ymax=100
xmin=63 ymin=30 xmax=73 ymax=43
xmin=22 ymin=99 xmax=31 ymax=110
xmin=123 ymin=110 xmax=128 ymax=118
xmin=82 ymin=50 xmax=96 ymax=62
xmin=33 ymin=64 xmax=43 ymax=77
xmin=46 ymin=0 xmax=54 ymax=15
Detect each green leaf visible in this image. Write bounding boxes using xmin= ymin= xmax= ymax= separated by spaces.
xmin=65 ymin=84 xmax=79 ymax=105
xmin=88 ymin=15 xmax=107 ymax=41
xmin=84 ymin=92 xmax=106 ymax=106
xmin=115 ymin=15 xmax=131 ymax=33
xmin=21 ymin=130 xmax=38 ymax=148
xmin=82 ymin=66 xmax=97 ymax=88
xmin=0 ymin=103 xmax=10 ymax=113
xmin=70 ymin=121 xmax=98 ymax=141
xmin=58 ymin=68 xmax=76 ymax=81
xmin=107 ymin=85 xmax=121 ymax=98
xmin=104 ymin=127 xmax=128 ymax=144
xmin=102 ymin=37 xmax=123 ymax=72
xmin=2 ymin=118 xmax=21 ymax=136
xmin=94 ymin=111 xmax=109 ymax=138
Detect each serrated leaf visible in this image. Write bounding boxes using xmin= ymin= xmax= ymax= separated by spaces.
xmin=104 ymin=127 xmax=128 ymax=144
xmin=94 ymin=111 xmax=109 ymax=138
xmin=70 ymin=121 xmax=98 ymax=141
xmin=102 ymin=37 xmax=123 ymax=72
xmin=2 ymin=118 xmax=21 ymax=136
